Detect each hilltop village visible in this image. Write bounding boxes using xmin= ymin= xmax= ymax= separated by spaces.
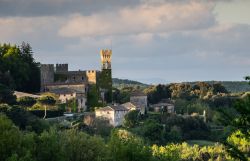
xmin=0 ymin=43 xmax=249 ymax=161
xmin=14 ymin=49 xmax=175 ymax=127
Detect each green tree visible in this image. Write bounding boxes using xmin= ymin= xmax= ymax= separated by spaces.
xmin=66 ymin=98 xmax=77 ymax=112
xmin=218 ymin=92 xmax=250 ymax=160
xmin=0 ymin=43 xmax=40 ymax=92
xmin=38 ymin=96 xmax=56 ymax=119
xmin=108 ymin=129 xmax=152 ymax=161
xmin=87 ymin=84 xmax=102 ymax=109
xmin=91 ymin=117 xmax=113 ymax=138
xmin=212 ymin=83 xmax=229 ymax=94
xmin=0 ymin=114 xmax=21 ymax=161
xmin=0 ymin=84 xmax=16 ymax=105
xmin=144 ymin=84 xmax=171 ymax=104
xmin=17 ymin=96 xmax=36 ymax=109
xmin=61 ymin=129 xmax=108 ymax=161
xmin=124 ymin=110 xmax=139 ymax=128
xmin=142 ymin=119 xmax=163 ymax=144
xmin=36 ymin=128 xmax=64 ymax=161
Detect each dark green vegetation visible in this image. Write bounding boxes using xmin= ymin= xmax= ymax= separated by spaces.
xmin=112 ymin=78 xmax=149 ymax=89
xmin=0 ymin=114 xmax=241 ymax=161
xmin=0 ymin=42 xmax=40 ymax=93
xmin=113 ymin=78 xmax=250 ymax=93
xmin=98 ymin=69 xmax=113 ymax=103
xmin=112 ymin=80 xmax=249 ymax=160
xmin=0 ymin=84 xmax=16 ymax=105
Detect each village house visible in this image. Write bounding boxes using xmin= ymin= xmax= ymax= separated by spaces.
xmin=95 ymin=105 xmax=129 ymax=127
xmin=50 ymin=87 xmax=87 ymax=112
xmin=130 ymin=90 xmax=148 ymax=114
xmin=150 ymin=102 xmax=175 ymax=114
xmin=121 ymin=102 xmax=137 ymax=111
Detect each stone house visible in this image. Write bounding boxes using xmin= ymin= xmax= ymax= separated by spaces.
xmin=150 ymin=103 xmax=175 ymax=114
xmin=50 ymin=87 xmax=87 ymax=112
xmin=121 ymin=102 xmax=137 ymax=111
xmin=130 ymin=90 xmax=148 ymax=114
xmin=95 ymin=105 xmax=129 ymax=127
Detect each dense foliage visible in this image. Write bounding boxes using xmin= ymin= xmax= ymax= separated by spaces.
xmin=1 ymin=115 xmax=243 ymax=161
xmin=0 ymin=43 xmax=40 ymax=92
xmin=0 ymin=84 xmax=16 ymax=105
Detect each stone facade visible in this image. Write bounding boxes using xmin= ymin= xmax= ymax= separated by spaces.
xmin=49 ymin=87 xmax=87 ymax=112
xmin=40 ymin=49 xmax=113 ymax=111
xmin=150 ymin=103 xmax=175 ymax=113
xmin=100 ymin=49 xmax=112 ymax=70
xmin=95 ymin=105 xmax=129 ymax=127
xmin=40 ymin=64 xmax=54 ymax=92
xmin=130 ymin=91 xmax=148 ymax=115
xmin=86 ymin=70 xmax=98 ymax=84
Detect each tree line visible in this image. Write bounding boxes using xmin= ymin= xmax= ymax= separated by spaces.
xmin=0 ymin=42 xmax=40 ymax=93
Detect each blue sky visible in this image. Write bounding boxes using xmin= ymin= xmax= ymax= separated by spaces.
xmin=0 ymin=0 xmax=250 ymax=84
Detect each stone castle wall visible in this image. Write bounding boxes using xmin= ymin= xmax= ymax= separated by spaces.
xmin=56 ymin=64 xmax=68 ymax=72
xmin=40 ymin=64 xmax=54 ymax=92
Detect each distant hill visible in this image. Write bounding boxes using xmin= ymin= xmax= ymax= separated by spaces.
xmin=113 ymin=78 xmax=250 ymax=93
xmin=211 ymin=81 xmax=250 ymax=93
xmin=112 ymin=78 xmax=149 ymax=89
xmin=184 ymin=81 xmax=250 ymax=93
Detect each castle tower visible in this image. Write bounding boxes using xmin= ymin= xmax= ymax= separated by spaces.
xmin=100 ymin=49 xmax=112 ymax=69
xmin=98 ymin=49 xmax=112 ymax=103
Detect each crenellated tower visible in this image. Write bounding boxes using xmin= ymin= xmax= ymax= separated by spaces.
xmin=100 ymin=49 xmax=112 ymax=69
xmin=98 ymin=49 xmax=112 ymax=103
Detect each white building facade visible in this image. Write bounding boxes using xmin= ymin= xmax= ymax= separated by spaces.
xmin=95 ymin=105 xmax=129 ymax=127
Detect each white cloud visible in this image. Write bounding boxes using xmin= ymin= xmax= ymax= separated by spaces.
xmin=0 ymin=16 xmax=64 ymax=42
xmin=59 ymin=1 xmax=215 ymax=37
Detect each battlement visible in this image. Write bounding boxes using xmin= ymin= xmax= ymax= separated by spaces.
xmin=100 ymin=49 xmax=112 ymax=69
xmin=56 ymin=64 xmax=68 ymax=72
xmin=41 ymin=64 xmax=54 ymax=68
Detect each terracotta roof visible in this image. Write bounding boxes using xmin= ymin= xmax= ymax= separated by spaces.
xmin=130 ymin=90 xmax=147 ymax=97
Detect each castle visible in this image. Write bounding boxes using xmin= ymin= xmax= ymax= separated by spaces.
xmin=40 ymin=49 xmax=112 ymax=112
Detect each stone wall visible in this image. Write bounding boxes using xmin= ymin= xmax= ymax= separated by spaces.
xmin=40 ymin=64 xmax=54 ymax=92
xmin=86 ymin=70 xmax=97 ymax=84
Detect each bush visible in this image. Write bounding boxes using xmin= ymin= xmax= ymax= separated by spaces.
xmin=30 ymin=110 xmax=63 ymax=118
xmin=124 ymin=110 xmax=139 ymax=128
xmin=17 ymin=96 xmax=36 ymax=108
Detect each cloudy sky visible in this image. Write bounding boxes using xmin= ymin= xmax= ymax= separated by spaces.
xmin=1 ymin=0 xmax=250 ymax=84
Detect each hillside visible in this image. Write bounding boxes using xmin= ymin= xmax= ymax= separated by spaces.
xmin=184 ymin=81 xmax=250 ymax=93
xmin=112 ymin=78 xmax=149 ymax=89
xmin=113 ymin=78 xmax=250 ymax=93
